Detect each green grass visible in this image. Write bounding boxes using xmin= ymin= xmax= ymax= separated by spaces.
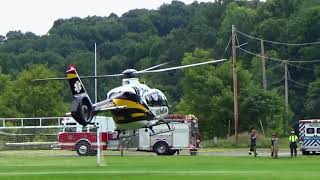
xmin=202 ymin=133 xmax=291 ymax=149
xmin=0 ymin=150 xmax=320 ymax=180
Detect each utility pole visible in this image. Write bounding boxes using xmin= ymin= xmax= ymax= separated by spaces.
xmin=284 ymin=60 xmax=288 ymax=113
xmin=232 ymin=25 xmax=239 ymax=142
xmin=261 ymin=40 xmax=267 ymax=91
xmin=94 ymin=43 xmax=97 ymax=103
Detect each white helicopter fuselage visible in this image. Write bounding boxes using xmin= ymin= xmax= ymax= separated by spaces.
xmin=106 ymin=78 xmax=169 ymax=130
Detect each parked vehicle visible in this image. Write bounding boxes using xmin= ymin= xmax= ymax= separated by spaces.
xmin=299 ymin=119 xmax=320 ymax=155
xmin=109 ymin=114 xmax=201 ymax=155
xmin=58 ymin=116 xmax=115 ymax=156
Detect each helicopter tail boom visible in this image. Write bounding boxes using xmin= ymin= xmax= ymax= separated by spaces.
xmin=66 ymin=65 xmax=94 ymax=126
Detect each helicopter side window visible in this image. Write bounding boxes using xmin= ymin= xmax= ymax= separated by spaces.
xmin=123 ymin=80 xmax=130 ymax=85
xmin=151 ymin=93 xmax=158 ymax=101
xmin=145 ymin=95 xmax=151 ymax=104
xmin=145 ymin=93 xmax=156 ymax=107
xmin=107 ymin=92 xmax=116 ymax=99
xmin=158 ymin=95 xmax=166 ymax=106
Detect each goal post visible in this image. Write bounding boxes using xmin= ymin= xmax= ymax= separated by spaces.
xmin=96 ymin=124 xmax=106 ymax=166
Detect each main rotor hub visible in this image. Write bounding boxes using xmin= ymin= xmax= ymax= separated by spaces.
xmin=122 ymin=69 xmax=138 ymax=78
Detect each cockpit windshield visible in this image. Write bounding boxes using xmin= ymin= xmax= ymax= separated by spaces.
xmin=144 ymin=90 xmax=168 ymax=107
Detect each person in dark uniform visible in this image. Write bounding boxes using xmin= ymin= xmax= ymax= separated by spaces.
xmin=249 ymin=129 xmax=257 ymax=156
xmin=289 ymin=130 xmax=298 ymax=157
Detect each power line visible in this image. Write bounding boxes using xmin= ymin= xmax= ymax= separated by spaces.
xmin=287 ymin=63 xmax=317 ymax=71
xmin=288 ymin=78 xmax=311 ymax=89
xmin=221 ymin=36 xmax=232 ymax=59
xmin=236 ymin=30 xmax=320 ymax=46
xmin=268 ymin=76 xmax=285 ymax=85
xmin=238 ymin=47 xmax=285 ymax=62
xmin=238 ymin=47 xmax=320 ymax=63
xmin=289 ymin=59 xmax=320 ymax=63
xmin=267 ymin=63 xmax=283 ymax=71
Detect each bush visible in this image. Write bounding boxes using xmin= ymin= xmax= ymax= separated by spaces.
xmin=201 ymin=132 xmax=270 ymax=148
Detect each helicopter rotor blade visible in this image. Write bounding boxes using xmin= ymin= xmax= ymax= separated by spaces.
xmin=139 ymin=62 xmax=169 ymax=72
xmin=84 ymin=73 xmax=123 ymax=78
xmin=32 ymin=73 xmax=123 ymax=82
xmin=137 ymin=59 xmax=227 ymax=74
xmin=32 ymin=59 xmax=226 ymax=81
xmin=32 ymin=77 xmax=66 ymax=82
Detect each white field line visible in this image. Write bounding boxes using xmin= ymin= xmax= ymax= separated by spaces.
xmin=0 ymin=170 xmax=281 ymax=176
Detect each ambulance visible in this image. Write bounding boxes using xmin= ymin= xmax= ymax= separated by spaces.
xmin=299 ymin=119 xmax=320 ymax=155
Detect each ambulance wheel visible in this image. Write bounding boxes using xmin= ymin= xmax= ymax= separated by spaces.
xmin=154 ymin=141 xmax=169 ymax=155
xmin=76 ymin=141 xmax=92 ymax=156
xmin=302 ymin=150 xmax=310 ymax=155
xmin=190 ymin=149 xmax=198 ymax=156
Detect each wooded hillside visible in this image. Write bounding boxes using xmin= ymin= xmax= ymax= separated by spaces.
xmin=0 ymin=0 xmax=319 ymax=138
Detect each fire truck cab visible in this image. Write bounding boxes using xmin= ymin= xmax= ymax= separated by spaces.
xmin=58 ymin=116 xmax=115 ymax=156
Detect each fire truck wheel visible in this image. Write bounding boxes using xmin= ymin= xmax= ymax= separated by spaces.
xmin=76 ymin=141 xmax=92 ymax=156
xmin=167 ymin=149 xmax=177 ymax=155
xmin=90 ymin=150 xmax=97 ymax=156
xmin=154 ymin=141 xmax=169 ymax=155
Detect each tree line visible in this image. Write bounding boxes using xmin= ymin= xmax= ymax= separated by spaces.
xmin=0 ymin=0 xmax=319 ymax=138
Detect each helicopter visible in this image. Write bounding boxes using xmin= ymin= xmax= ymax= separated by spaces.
xmin=34 ymin=59 xmax=226 ymax=133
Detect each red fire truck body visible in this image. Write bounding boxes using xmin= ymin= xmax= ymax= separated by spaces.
xmin=58 ymin=116 xmax=115 ymax=156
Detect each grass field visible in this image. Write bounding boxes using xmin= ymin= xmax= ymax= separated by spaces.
xmin=0 ymin=150 xmax=319 ymax=180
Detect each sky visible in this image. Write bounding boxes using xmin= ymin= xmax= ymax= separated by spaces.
xmin=0 ymin=0 xmax=213 ymax=36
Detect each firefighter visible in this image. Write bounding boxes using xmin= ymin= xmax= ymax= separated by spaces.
xmin=289 ymin=130 xmax=298 ymax=157
xmin=249 ymin=129 xmax=257 ymax=156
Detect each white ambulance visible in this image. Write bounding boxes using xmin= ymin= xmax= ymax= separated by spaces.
xmin=299 ymin=119 xmax=320 ymax=155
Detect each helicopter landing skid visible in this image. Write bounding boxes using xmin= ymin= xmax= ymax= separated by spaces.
xmin=113 ymin=129 xmax=138 ymax=140
xmin=148 ymin=120 xmax=175 ymax=136
xmin=149 ymin=128 xmax=175 ymax=136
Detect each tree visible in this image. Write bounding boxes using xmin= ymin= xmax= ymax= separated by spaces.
xmin=11 ymin=64 xmax=68 ymax=117
xmin=177 ymin=49 xmax=289 ymax=138
xmin=0 ymin=73 xmax=21 ymax=117
xmin=305 ymin=78 xmax=320 ymax=118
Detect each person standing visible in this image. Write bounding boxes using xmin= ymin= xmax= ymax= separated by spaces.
xmin=249 ymin=129 xmax=257 ymax=156
xmin=289 ymin=130 xmax=298 ymax=157
xmin=271 ymin=133 xmax=279 ymax=158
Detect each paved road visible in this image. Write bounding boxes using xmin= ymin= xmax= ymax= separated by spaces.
xmin=198 ymin=148 xmax=293 ymax=157
xmin=103 ymin=148 xmax=297 ymax=157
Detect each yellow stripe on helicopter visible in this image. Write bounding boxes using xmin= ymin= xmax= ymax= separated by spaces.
xmin=131 ymin=113 xmax=146 ymax=118
xmin=67 ymin=73 xmax=77 ymax=79
xmin=113 ymin=99 xmax=148 ymax=112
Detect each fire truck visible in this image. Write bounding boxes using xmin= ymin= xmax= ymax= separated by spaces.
xmin=108 ymin=114 xmax=201 ymax=155
xmin=58 ymin=116 xmax=115 ymax=156
xmin=59 ymin=115 xmax=200 ymax=156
